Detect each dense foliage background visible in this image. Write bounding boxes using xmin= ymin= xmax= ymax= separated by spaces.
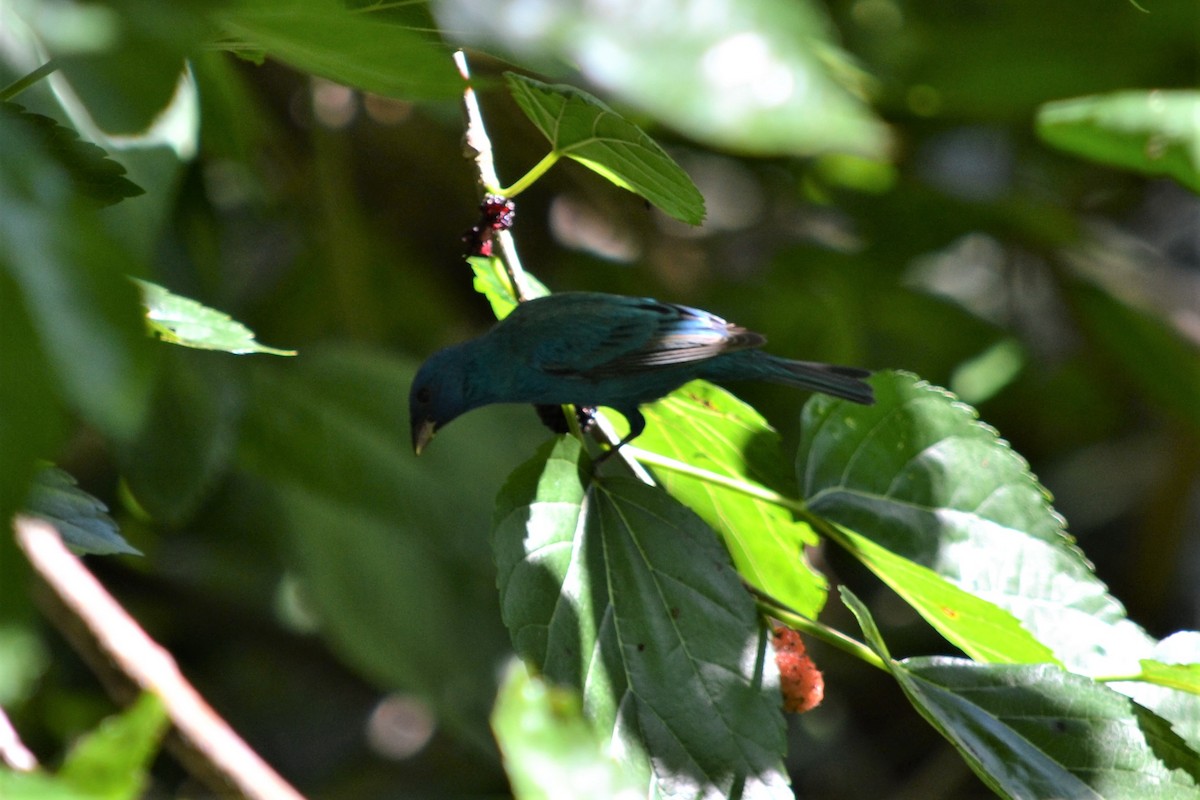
xmin=2 ymin=0 xmax=1198 ymax=797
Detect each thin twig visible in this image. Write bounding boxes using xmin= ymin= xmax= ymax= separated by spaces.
xmin=453 ymin=50 xmax=532 ymax=302
xmin=451 ymin=50 xmax=652 ymax=483
xmin=14 ymin=516 xmax=304 ymax=800
xmin=0 ymin=705 xmax=38 ymax=771
xmin=0 ymin=59 xmax=58 ymax=102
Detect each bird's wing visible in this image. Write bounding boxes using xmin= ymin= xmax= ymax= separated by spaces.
xmin=530 ymin=295 xmax=765 ymax=378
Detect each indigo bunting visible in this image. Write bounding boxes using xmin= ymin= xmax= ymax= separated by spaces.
xmin=410 ymin=292 xmax=873 ymax=454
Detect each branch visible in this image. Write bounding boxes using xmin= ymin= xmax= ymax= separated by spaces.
xmin=13 ymin=516 xmax=304 ymax=800
xmin=453 ymin=49 xmax=532 ymax=302
xmin=0 ymin=704 xmax=38 ymax=771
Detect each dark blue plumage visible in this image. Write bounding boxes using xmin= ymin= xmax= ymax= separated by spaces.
xmin=409 ymin=292 xmax=873 ymax=454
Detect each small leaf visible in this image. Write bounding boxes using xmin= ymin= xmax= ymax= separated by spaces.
xmin=491 ymin=659 xmax=645 ymax=800
xmin=506 ymin=74 xmax=706 ymax=224
xmin=1037 ymin=90 xmax=1200 ymax=193
xmin=798 ymin=371 xmax=1155 ymax=674
xmin=1136 ymin=661 xmax=1200 ymax=696
xmin=637 ymin=380 xmax=828 ymax=618
xmin=493 ymin=437 xmax=792 ymax=798
xmin=59 ymin=693 xmax=169 ymax=800
xmin=217 ymin=0 xmax=460 ymax=100
xmin=134 ymin=278 xmax=295 ymax=355
xmin=468 ymin=256 xmax=551 ymax=321
xmin=0 ymin=102 xmax=143 ymax=207
xmin=24 ymin=466 xmax=139 ymax=556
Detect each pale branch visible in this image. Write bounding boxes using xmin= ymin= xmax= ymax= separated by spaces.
xmin=14 ymin=516 xmax=305 ymax=800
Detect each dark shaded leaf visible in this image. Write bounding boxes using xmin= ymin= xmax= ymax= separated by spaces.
xmin=842 ymin=589 xmax=1200 ymax=800
xmin=217 ymin=0 xmax=459 ymax=100
xmin=24 ymin=466 xmax=139 ymax=556
xmin=494 ymin=437 xmax=791 ymax=799
xmin=0 ymin=102 xmax=143 ymax=206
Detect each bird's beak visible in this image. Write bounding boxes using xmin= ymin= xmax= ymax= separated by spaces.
xmin=412 ymin=418 xmax=438 ymax=455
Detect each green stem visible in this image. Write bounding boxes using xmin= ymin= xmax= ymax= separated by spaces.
xmin=750 ymin=588 xmax=889 ymax=672
xmin=0 ymin=60 xmax=59 ymax=102
xmin=498 ymin=151 xmax=561 ymax=198
xmin=1091 ymin=673 xmax=1145 ymax=684
xmin=624 ymin=446 xmax=804 ymax=510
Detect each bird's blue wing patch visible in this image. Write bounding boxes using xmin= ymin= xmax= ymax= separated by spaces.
xmin=538 ymin=297 xmax=765 ymax=377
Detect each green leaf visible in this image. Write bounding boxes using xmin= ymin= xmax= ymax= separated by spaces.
xmin=493 ymin=437 xmax=791 ymax=799
xmin=1037 ymin=90 xmax=1200 ymax=193
xmin=831 ymin=524 xmax=1057 ymax=664
xmin=58 ymin=693 xmax=169 ymax=800
xmin=899 ymin=661 xmax=1200 ymax=799
xmin=42 ymin=1 xmax=201 ymax=136
xmin=842 ymin=589 xmax=1200 ymax=800
xmin=237 ymin=345 xmax=546 ymax=743
xmin=24 ymin=466 xmax=140 ymax=556
xmin=798 ymin=371 xmax=1155 ymax=673
xmin=1067 ymin=279 xmax=1200 ymax=436
xmin=217 ymin=0 xmax=460 ymax=100
xmin=0 ymin=112 xmax=155 ymax=442
xmin=1137 ymin=661 xmax=1200 ymax=696
xmin=1119 ymin=633 xmax=1200 ymax=754
xmin=505 ymin=74 xmax=706 ymax=224
xmin=468 ymin=256 xmax=551 ymax=320
xmin=118 ymin=349 xmax=244 ymax=524
xmin=440 ymin=0 xmax=889 ymax=157
xmin=636 ymin=380 xmax=828 ymax=618
xmin=0 ymin=274 xmax=67 ymax=525
xmin=134 ymin=278 xmax=296 ymax=355
xmin=0 ymin=102 xmax=143 ymax=206
xmin=491 ymin=659 xmax=645 ymax=800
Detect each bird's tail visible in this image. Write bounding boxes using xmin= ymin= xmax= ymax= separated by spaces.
xmin=706 ymin=350 xmax=875 ymax=405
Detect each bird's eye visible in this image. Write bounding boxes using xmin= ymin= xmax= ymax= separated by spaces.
xmin=415 ymin=387 xmax=432 ymax=404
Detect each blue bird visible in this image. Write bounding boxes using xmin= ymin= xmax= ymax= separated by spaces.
xmin=409 ymin=292 xmax=873 ymax=455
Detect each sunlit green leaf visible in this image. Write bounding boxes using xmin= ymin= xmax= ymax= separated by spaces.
xmin=506 ymin=74 xmax=705 ymax=224
xmin=134 ymin=278 xmax=295 ymax=356
xmin=1037 ymin=90 xmax=1200 ymax=193
xmin=491 ymin=659 xmax=645 ymax=800
xmin=59 ymin=693 xmax=169 ymax=800
xmin=494 ymin=437 xmax=792 ymax=798
xmin=1136 ymin=661 xmax=1200 ymax=696
xmin=635 ymin=380 xmax=828 ymax=618
xmin=832 ymin=524 xmax=1056 ymax=664
xmin=468 ymin=256 xmax=551 ymax=320
xmin=799 ymin=371 xmax=1155 ymax=673
xmin=24 ymin=466 xmax=139 ymax=556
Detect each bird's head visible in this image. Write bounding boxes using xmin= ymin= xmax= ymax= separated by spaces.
xmin=409 ymin=344 xmax=474 ymax=455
